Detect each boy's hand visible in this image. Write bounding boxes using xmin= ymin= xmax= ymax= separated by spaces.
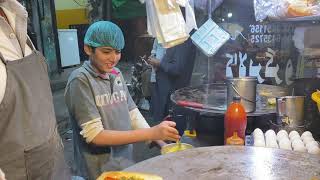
xmin=148 ymin=140 xmax=167 ymax=149
xmin=155 ymin=140 xmax=167 ymax=148
xmin=151 ymin=121 xmax=180 ymax=141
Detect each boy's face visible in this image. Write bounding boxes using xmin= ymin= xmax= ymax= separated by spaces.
xmin=84 ymin=45 xmax=121 ymax=73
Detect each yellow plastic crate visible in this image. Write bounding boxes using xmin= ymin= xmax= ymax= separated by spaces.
xmin=312 ymin=90 xmax=320 ymax=112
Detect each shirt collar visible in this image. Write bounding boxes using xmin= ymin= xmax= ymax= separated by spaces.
xmin=83 ymin=61 xmax=119 ymax=80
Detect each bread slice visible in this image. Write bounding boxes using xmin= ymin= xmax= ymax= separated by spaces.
xmin=97 ymin=171 xmax=163 ymax=180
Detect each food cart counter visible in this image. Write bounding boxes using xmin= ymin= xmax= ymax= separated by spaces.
xmin=125 ymin=146 xmax=320 ymax=180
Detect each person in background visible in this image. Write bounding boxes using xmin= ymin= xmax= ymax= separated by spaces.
xmin=0 ymin=0 xmax=70 ymax=179
xmin=64 ymin=21 xmax=180 ymax=180
xmin=147 ymin=32 xmax=197 ymax=135
xmin=149 ymin=39 xmax=166 ymax=117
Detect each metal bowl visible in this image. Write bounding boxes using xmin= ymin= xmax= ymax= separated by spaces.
xmin=161 ymin=143 xmax=194 ymax=154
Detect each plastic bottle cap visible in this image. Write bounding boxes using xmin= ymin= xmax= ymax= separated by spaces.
xmin=226 ymin=132 xmax=244 ymax=145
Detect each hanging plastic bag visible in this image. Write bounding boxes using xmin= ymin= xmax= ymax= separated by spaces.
xmin=146 ymin=0 xmax=197 ymax=48
xmin=254 ymin=0 xmax=320 ymax=21
xmin=254 ymin=0 xmax=288 ymax=21
xmin=185 ymin=0 xmax=198 ymax=34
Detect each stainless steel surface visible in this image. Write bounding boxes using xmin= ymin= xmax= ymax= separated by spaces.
xmin=276 ymin=96 xmax=305 ymax=127
xmin=227 ymin=77 xmax=257 ymax=113
xmin=171 ymin=83 xmax=289 ymax=116
xmin=126 ymin=146 xmax=320 ymax=180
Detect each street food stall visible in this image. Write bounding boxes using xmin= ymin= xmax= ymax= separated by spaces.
xmin=98 ymin=0 xmax=320 ymax=179
xmin=169 ymin=0 xmax=320 ymax=144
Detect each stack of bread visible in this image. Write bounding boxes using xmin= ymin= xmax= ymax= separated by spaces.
xmin=287 ymin=0 xmax=320 ymax=17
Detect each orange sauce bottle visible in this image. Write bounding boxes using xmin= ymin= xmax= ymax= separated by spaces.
xmin=224 ymin=96 xmax=247 ymax=144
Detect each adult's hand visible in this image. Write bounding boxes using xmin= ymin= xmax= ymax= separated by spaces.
xmin=147 ymin=57 xmax=161 ymax=69
xmin=151 ymin=121 xmax=180 ymax=141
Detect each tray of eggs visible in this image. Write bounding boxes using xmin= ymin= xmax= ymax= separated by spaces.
xmin=246 ymin=128 xmax=320 ymax=155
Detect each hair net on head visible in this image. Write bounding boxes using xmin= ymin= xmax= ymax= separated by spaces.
xmin=84 ymin=21 xmax=125 ymax=50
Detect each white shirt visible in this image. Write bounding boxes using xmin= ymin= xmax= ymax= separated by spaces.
xmin=150 ymin=39 xmax=166 ymax=82
xmin=0 ymin=0 xmax=33 ymax=104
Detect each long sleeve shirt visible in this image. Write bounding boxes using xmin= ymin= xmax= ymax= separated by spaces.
xmin=0 ymin=0 xmax=33 ymax=103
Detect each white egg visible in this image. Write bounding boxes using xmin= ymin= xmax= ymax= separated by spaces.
xmin=253 ymin=128 xmax=264 ymax=137
xmin=265 ymin=135 xmax=276 ymax=143
xmin=279 ymin=139 xmax=292 ymax=150
xmin=277 ymin=135 xmax=288 ymax=142
xmin=301 ymin=131 xmax=313 ymax=140
xmin=290 ymin=134 xmax=301 ymax=142
xmin=254 ymin=139 xmax=265 ymax=147
xmin=266 ymin=141 xmax=279 ymax=148
xmin=306 ymin=141 xmax=319 ymax=149
xmin=277 ymin=130 xmax=288 ymax=140
xmin=289 ymin=131 xmax=299 ymax=139
xmin=307 ymin=145 xmax=320 ymax=155
xmin=277 ymin=134 xmax=287 ymax=142
xmin=254 ymin=137 xmax=265 ymax=146
xmin=253 ymin=133 xmax=265 ymax=141
xmin=253 ymin=135 xmax=265 ymax=141
xmin=291 ymin=139 xmax=304 ymax=148
xmin=303 ymin=136 xmax=315 ymax=145
xmin=266 ymin=134 xmax=277 ymax=143
xmin=266 ymin=135 xmax=277 ymax=143
xmin=265 ymin=129 xmax=276 ymax=138
xmin=293 ymin=144 xmax=307 ymax=152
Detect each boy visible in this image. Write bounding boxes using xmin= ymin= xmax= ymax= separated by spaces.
xmin=65 ymin=21 xmax=180 ymax=180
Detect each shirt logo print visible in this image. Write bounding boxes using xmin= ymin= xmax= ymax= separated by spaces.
xmin=95 ymin=90 xmax=127 ymax=107
xmin=114 ymin=76 xmax=123 ymax=87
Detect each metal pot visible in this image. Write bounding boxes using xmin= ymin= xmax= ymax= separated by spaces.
xmin=226 ymin=77 xmax=257 ymax=112
xmin=276 ymin=96 xmax=305 ymax=127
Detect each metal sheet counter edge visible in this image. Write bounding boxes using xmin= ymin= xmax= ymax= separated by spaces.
xmin=125 ymin=146 xmax=320 ymax=180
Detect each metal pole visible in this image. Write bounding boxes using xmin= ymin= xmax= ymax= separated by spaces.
xmin=102 ymin=0 xmax=112 ymax=20
xmin=208 ymin=0 xmax=212 ymax=83
xmin=49 ymin=0 xmax=63 ymax=73
xmin=208 ymin=0 xmax=212 ymax=19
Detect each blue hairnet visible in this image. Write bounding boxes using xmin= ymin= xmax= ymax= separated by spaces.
xmin=84 ymin=21 xmax=125 ymax=50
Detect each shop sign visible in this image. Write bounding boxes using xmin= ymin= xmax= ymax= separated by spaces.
xmin=225 ymin=48 xmax=294 ymax=85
